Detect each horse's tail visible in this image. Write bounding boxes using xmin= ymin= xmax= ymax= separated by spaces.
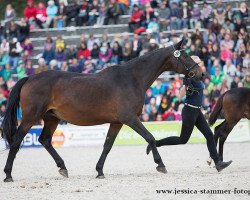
xmin=208 ymin=92 xmax=226 ymax=126
xmin=1 ymin=77 xmax=29 ymax=146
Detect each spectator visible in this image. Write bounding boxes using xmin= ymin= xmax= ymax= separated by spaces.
xmin=76 ymin=0 xmax=89 ymax=26
xmin=9 ymin=37 xmax=22 ymax=70
xmin=234 ymin=18 xmax=247 ymax=33
xmin=157 ymin=96 xmax=168 ymax=115
xmin=111 ymin=41 xmax=122 ymax=64
xmin=36 ymin=58 xmax=48 ymax=73
xmin=170 ymin=2 xmax=182 ymax=30
xmin=4 ymin=4 xmax=16 ymax=26
xmin=128 ymin=4 xmax=144 ymax=33
xmin=0 ymin=38 xmax=9 ymax=53
xmin=181 ymin=2 xmax=191 ymax=29
xmin=223 ymin=59 xmax=237 ymax=87
xmin=61 ymin=61 xmax=69 ymax=71
xmin=238 ymin=2 xmax=249 ymax=22
xmin=98 ymin=42 xmax=112 ymax=68
xmin=131 ymin=34 xmax=142 ymax=58
xmin=143 ymin=3 xmax=155 ymax=25
xmin=0 ymin=63 xmax=12 ymax=82
xmin=223 ymin=18 xmax=235 ymax=32
xmin=42 ymin=45 xmax=55 ymax=65
xmin=87 ymin=34 xmax=99 ymax=51
xmin=18 ymin=18 xmax=30 ymax=43
xmin=44 ymin=0 xmax=58 ymax=28
xmin=157 ymin=2 xmax=171 ymax=31
xmin=23 ymin=38 xmax=33 ymax=57
xmin=91 ymin=43 xmax=100 ymax=60
xmin=83 ymin=59 xmax=95 ymax=74
xmin=25 ymin=60 xmax=35 ymax=76
xmin=87 ymin=0 xmax=99 ymax=26
xmin=65 ymin=0 xmax=80 ymax=26
xmin=16 ymin=60 xmax=27 ymax=80
xmin=49 ymin=59 xmax=59 ymax=70
xmin=96 ymin=2 xmax=106 ymax=26
xmin=24 ymin=0 xmax=38 ymax=25
xmin=66 ymin=45 xmax=77 ymax=60
xmin=122 ymin=42 xmax=132 ymax=62
xmin=243 ymin=73 xmax=250 ymax=88
xmin=209 ymin=18 xmax=222 ymax=35
xmin=68 ymin=57 xmax=82 ymax=73
xmin=211 ymin=67 xmax=224 ymax=86
xmin=56 ymin=0 xmax=67 ymax=28
xmin=35 ymin=2 xmax=47 ymax=29
xmin=148 ymin=38 xmax=158 ymax=51
xmin=199 ymin=46 xmax=210 ymax=67
xmin=200 ymin=1 xmax=212 ymax=28
xmin=44 ymin=36 xmax=55 ymax=50
xmin=55 ymin=35 xmax=65 ymax=51
xmin=5 ymin=21 xmax=19 ymax=40
xmin=220 ymin=33 xmax=234 ymax=51
xmin=190 ymin=4 xmax=201 ymax=29
xmin=104 ymin=0 xmax=120 ymax=25
xmin=147 ymin=18 xmax=160 ymax=42
xmin=55 ymin=47 xmax=67 ymax=68
xmin=231 ymin=76 xmax=241 ymax=89
xmin=0 ymin=49 xmax=9 ymax=67
xmin=77 ymin=42 xmax=90 ymax=61
xmin=213 ymin=0 xmax=226 ymax=24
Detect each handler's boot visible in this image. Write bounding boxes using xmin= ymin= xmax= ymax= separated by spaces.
xmin=215 ymin=160 xmax=232 ymax=172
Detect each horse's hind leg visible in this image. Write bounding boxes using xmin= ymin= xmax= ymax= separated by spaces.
xmin=4 ymin=120 xmax=34 ymax=182
xmin=218 ymin=121 xmax=237 ymax=161
xmin=207 ymin=121 xmax=226 ymax=166
xmin=38 ymin=115 xmax=68 ymax=178
xmin=96 ymin=123 xmax=122 ymax=178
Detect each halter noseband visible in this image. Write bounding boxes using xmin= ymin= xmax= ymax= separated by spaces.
xmin=172 ymin=45 xmax=199 ymax=78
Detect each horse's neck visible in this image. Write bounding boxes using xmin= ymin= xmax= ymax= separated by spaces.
xmin=129 ymin=48 xmax=169 ymax=92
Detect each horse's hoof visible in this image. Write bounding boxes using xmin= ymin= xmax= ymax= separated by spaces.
xmin=96 ymin=174 xmax=105 ymax=179
xmin=4 ymin=177 xmax=13 ymax=182
xmin=156 ymin=166 xmax=168 ymax=174
xmin=59 ymin=169 xmax=69 ymax=178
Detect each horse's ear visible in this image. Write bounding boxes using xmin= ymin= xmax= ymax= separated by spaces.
xmin=175 ymin=37 xmax=186 ymax=50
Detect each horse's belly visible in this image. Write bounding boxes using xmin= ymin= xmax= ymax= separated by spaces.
xmin=52 ymin=105 xmax=118 ymax=126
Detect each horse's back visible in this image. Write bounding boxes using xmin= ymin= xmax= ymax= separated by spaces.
xmin=223 ymin=87 xmax=250 ymax=121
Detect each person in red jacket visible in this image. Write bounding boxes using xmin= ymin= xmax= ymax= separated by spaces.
xmin=77 ymin=42 xmax=90 ymax=61
xmin=24 ymin=0 xmax=37 ymax=23
xmin=128 ymin=4 xmax=143 ymax=33
xmin=35 ymin=2 xmax=47 ymax=28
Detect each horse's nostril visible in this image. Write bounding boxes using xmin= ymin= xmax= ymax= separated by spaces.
xmin=201 ymin=73 xmax=205 ymax=77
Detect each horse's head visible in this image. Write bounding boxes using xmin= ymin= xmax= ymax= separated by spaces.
xmin=168 ymin=38 xmax=204 ymax=80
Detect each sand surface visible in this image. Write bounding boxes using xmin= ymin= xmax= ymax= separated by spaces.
xmin=0 ymin=143 xmax=249 ymax=200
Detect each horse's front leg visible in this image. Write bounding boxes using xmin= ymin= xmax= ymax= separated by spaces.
xmin=96 ymin=123 xmax=122 ymax=178
xmin=125 ymin=117 xmax=167 ymax=174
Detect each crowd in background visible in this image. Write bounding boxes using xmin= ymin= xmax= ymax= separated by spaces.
xmin=0 ymin=0 xmax=249 ymax=123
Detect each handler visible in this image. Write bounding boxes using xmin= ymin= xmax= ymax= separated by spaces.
xmin=146 ymin=77 xmax=232 ymax=172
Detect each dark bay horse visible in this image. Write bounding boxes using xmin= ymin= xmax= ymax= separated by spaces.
xmin=1 ymin=38 xmax=203 ymax=182
xmin=207 ymin=87 xmax=250 ymax=165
